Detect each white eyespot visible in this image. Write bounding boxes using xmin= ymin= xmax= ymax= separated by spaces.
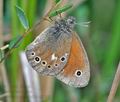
xmin=65 ymin=53 xmax=68 ymax=56
xmin=34 ymin=56 xmax=41 ymax=63
xmin=51 ymin=53 xmax=57 ymax=61
xmin=75 ymin=70 xmax=82 ymax=77
xmin=31 ymin=51 xmax=35 ymax=56
xmin=41 ymin=60 xmax=47 ymax=66
xmin=60 ymin=56 xmax=66 ymax=62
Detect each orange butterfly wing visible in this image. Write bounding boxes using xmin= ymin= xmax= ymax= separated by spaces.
xmin=56 ymin=32 xmax=90 ymax=87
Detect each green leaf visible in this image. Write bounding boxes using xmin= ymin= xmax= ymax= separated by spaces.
xmin=49 ymin=4 xmax=73 ymax=17
xmin=16 ymin=5 xmax=29 ymax=30
xmin=0 ymin=49 xmax=4 ymax=62
xmin=57 ymin=4 xmax=73 ymax=13
xmin=9 ymin=35 xmax=23 ymax=49
xmin=54 ymin=0 xmax=61 ymax=4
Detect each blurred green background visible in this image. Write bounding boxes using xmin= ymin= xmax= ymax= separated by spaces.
xmin=0 ymin=0 xmax=120 ymax=102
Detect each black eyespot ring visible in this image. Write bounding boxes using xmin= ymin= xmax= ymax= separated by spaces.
xmin=41 ymin=60 xmax=47 ymax=66
xmin=61 ymin=69 xmax=64 ymax=72
xmin=42 ymin=61 xmax=45 ymax=64
xmin=75 ymin=70 xmax=82 ymax=77
xmin=34 ymin=56 xmax=41 ymax=63
xmin=54 ymin=63 xmax=58 ymax=67
xmin=47 ymin=65 xmax=51 ymax=68
xmin=60 ymin=56 xmax=66 ymax=62
xmin=31 ymin=51 xmax=35 ymax=56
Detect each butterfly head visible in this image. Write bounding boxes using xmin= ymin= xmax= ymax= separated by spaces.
xmin=55 ymin=16 xmax=76 ymax=32
xmin=66 ymin=16 xmax=76 ymax=29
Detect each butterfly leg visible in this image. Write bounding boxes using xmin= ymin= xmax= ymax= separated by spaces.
xmin=43 ymin=17 xmax=52 ymax=22
xmin=55 ymin=10 xmax=63 ymax=18
xmin=49 ymin=17 xmax=54 ymax=21
xmin=58 ymin=12 xmax=62 ymax=18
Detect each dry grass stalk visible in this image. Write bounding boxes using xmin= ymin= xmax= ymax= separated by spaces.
xmin=37 ymin=1 xmax=54 ymax=101
xmin=20 ymin=52 xmax=41 ymax=102
xmin=0 ymin=1 xmax=11 ymax=102
xmin=107 ymin=62 xmax=120 ymax=102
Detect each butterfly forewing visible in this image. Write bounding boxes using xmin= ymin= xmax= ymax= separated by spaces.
xmin=56 ymin=32 xmax=90 ymax=87
xmin=25 ymin=25 xmax=72 ymax=76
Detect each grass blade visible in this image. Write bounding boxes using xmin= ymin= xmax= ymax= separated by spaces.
xmin=9 ymin=35 xmax=23 ymax=49
xmin=54 ymin=0 xmax=61 ymax=4
xmin=16 ymin=5 xmax=29 ymax=30
xmin=49 ymin=4 xmax=73 ymax=17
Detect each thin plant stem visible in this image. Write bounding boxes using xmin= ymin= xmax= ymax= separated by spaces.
xmin=0 ymin=63 xmax=12 ymax=102
xmin=0 ymin=93 xmax=9 ymax=99
xmin=107 ymin=62 xmax=120 ymax=102
xmin=0 ymin=45 xmax=9 ymax=50
xmin=0 ymin=1 xmax=12 ymax=102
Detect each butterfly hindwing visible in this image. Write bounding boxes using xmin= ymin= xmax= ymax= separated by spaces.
xmin=56 ymin=32 xmax=90 ymax=87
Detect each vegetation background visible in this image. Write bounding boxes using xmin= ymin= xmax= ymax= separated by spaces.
xmin=0 ymin=0 xmax=120 ymax=102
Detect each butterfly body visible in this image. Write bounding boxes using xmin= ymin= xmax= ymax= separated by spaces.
xmin=25 ymin=17 xmax=90 ymax=87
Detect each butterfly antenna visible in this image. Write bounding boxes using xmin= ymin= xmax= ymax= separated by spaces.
xmin=75 ymin=21 xmax=91 ymax=27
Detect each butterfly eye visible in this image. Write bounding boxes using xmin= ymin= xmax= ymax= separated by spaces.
xmin=34 ymin=56 xmax=41 ymax=63
xmin=41 ymin=60 xmax=47 ymax=66
xmin=75 ymin=70 xmax=82 ymax=77
xmin=60 ymin=56 xmax=66 ymax=62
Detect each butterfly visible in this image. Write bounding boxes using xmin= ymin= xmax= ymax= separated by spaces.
xmin=25 ymin=16 xmax=90 ymax=87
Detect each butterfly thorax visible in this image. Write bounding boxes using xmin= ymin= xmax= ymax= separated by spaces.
xmin=54 ymin=16 xmax=76 ymax=34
